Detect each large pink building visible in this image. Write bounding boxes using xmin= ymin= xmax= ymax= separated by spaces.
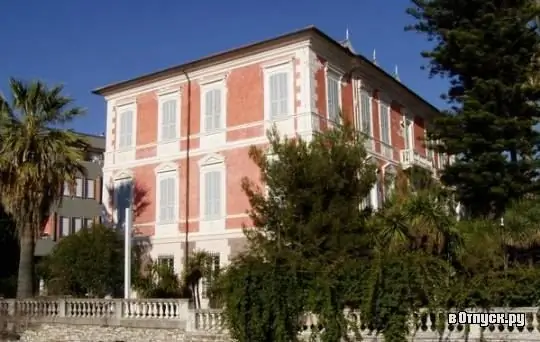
xmin=93 ymin=27 xmax=446 ymax=282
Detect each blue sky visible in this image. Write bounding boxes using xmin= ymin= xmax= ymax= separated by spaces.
xmin=0 ymin=0 xmax=448 ymax=135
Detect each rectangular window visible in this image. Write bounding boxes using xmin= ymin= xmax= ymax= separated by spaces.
xmin=327 ymin=75 xmax=340 ymax=122
xmin=85 ymin=218 xmax=94 ymax=229
xmin=118 ymin=110 xmax=134 ymax=148
xmin=160 ymin=99 xmax=177 ymax=141
xmin=379 ymin=102 xmax=392 ymax=159
xmin=86 ymin=179 xmax=95 ymax=199
xmin=159 ymin=175 xmax=176 ymax=223
xmin=403 ymin=116 xmax=413 ymax=150
xmin=204 ymin=88 xmax=222 ymax=131
xmin=75 ymin=178 xmax=84 ymax=197
xmin=60 ymin=217 xmax=70 ymax=237
xmin=360 ymin=90 xmax=371 ymax=135
xmin=73 ymin=218 xmax=82 ymax=233
xmin=157 ymin=256 xmax=174 ymax=271
xmin=268 ymin=71 xmax=289 ymax=118
xmin=63 ymin=182 xmax=70 ymax=196
xmin=202 ymin=253 xmax=220 ymax=299
xmin=204 ymin=171 xmax=222 ymax=219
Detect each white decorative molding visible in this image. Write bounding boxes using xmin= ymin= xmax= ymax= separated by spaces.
xmin=198 ymin=71 xmax=230 ymax=86
xmin=114 ymin=97 xmax=136 ymax=107
xmin=154 ymin=162 xmax=179 ymax=174
xmin=198 ymin=153 xmax=225 ymax=167
xmin=113 ymin=169 xmax=134 ymax=180
xmin=156 ymin=85 xmax=182 ymax=96
xmin=260 ymin=55 xmax=295 ymax=69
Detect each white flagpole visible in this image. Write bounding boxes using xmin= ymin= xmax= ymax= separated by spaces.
xmin=124 ymin=207 xmax=132 ymax=299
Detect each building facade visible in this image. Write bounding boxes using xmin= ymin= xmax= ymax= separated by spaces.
xmin=40 ymin=133 xmax=106 ymax=246
xmin=93 ymin=27 xmax=448 ymax=282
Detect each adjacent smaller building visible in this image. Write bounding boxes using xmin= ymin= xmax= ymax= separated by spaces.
xmin=36 ymin=132 xmax=106 ymax=256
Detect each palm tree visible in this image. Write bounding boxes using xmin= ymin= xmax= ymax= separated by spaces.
xmin=0 ymin=78 xmax=89 ymax=298
xmin=183 ymin=250 xmax=215 ymax=308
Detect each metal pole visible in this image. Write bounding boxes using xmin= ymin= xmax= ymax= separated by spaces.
xmin=124 ymin=207 xmax=132 ymax=299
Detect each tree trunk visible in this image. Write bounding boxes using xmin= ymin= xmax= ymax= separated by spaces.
xmin=16 ymin=227 xmax=34 ymax=298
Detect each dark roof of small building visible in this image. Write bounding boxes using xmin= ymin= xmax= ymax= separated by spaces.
xmin=35 ymin=238 xmax=56 ymax=257
xmin=74 ymin=132 xmax=105 ymax=151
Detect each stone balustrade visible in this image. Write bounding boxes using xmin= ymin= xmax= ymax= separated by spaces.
xmin=2 ymin=298 xmax=540 ymax=341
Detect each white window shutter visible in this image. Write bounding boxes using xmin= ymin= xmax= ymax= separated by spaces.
xmin=279 ymin=73 xmax=288 ymax=116
xmin=213 ymin=89 xmax=222 ymax=129
xmin=269 ymin=72 xmax=288 ymax=118
xmin=159 ymin=178 xmax=168 ymax=222
xmin=205 ymin=90 xmax=214 ymax=131
xmin=162 ymin=100 xmax=176 ymax=140
xmin=124 ymin=111 xmax=133 ymax=147
xmin=204 ymin=172 xmax=212 ymax=217
xmin=360 ymin=92 xmax=371 ymax=135
xmin=166 ymin=178 xmax=175 ymax=221
xmin=380 ymin=103 xmax=390 ymax=143
xmin=212 ymin=172 xmax=221 ymax=216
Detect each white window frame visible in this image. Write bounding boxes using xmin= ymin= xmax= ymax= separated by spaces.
xmin=263 ymin=61 xmax=294 ymax=121
xmin=359 ymin=88 xmax=373 ymax=136
xmin=402 ymin=110 xmax=415 ymax=150
xmin=199 ymin=154 xmax=226 ymax=222
xmin=86 ymin=179 xmax=95 ymax=199
xmin=158 ymin=92 xmax=180 ymax=142
xmin=73 ymin=218 xmax=82 ymax=233
xmin=116 ymin=103 xmax=137 ymax=150
xmin=156 ymin=169 xmax=179 ymax=224
xmin=75 ymin=178 xmax=84 ymax=197
xmin=325 ymin=66 xmax=342 ymax=124
xmin=379 ymin=99 xmax=391 ymax=145
xmin=60 ymin=216 xmax=70 ymax=237
xmin=85 ymin=218 xmax=94 ymax=228
xmin=200 ymin=80 xmax=227 ymax=134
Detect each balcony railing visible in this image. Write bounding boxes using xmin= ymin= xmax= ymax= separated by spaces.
xmin=400 ymin=149 xmax=433 ymax=171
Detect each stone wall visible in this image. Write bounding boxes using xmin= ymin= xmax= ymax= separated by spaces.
xmin=19 ymin=324 xmax=231 ymax=342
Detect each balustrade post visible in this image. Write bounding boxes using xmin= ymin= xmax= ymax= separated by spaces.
xmin=57 ymin=298 xmax=66 ymax=317
xmin=114 ymin=299 xmax=123 ymax=321
xmin=185 ymin=309 xmax=196 ymax=332
xmin=6 ymin=299 xmax=14 ymax=316
xmin=177 ymin=299 xmax=189 ymax=320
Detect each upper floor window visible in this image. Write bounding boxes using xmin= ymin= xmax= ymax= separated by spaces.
xmin=199 ymin=154 xmax=226 ymax=222
xmin=203 ymin=170 xmax=223 ymax=220
xmin=264 ymin=63 xmax=292 ymax=120
xmin=158 ymin=172 xmax=177 ymax=223
xmin=118 ymin=109 xmax=134 ymax=149
xmin=379 ymin=102 xmax=390 ymax=145
xmin=327 ymin=72 xmax=341 ymax=123
xmin=75 ymin=178 xmax=84 ymax=197
xmin=203 ymin=86 xmax=224 ymax=132
xmin=63 ymin=178 xmax=96 ymax=199
xmin=159 ymin=97 xmax=178 ymax=141
xmin=360 ymin=90 xmax=371 ymax=135
xmin=60 ymin=216 xmax=70 ymax=237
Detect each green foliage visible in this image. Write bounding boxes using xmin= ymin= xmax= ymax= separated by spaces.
xmin=217 ymin=254 xmax=304 ymax=342
xmin=133 ymin=262 xmax=188 ymax=299
xmin=219 ymin=122 xmax=377 ymax=342
xmin=407 ymin=0 xmax=540 ymax=218
xmin=0 ymin=78 xmax=89 ymax=298
xmin=40 ymin=224 xmax=123 ymax=297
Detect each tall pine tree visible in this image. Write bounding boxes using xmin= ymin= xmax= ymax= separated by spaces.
xmin=408 ymin=0 xmax=540 ymax=218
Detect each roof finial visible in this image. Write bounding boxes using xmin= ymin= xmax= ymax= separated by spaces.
xmin=372 ymin=49 xmax=377 ymax=65
xmin=393 ymin=64 xmax=400 ymax=81
xmin=346 ymin=27 xmax=350 ymax=41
